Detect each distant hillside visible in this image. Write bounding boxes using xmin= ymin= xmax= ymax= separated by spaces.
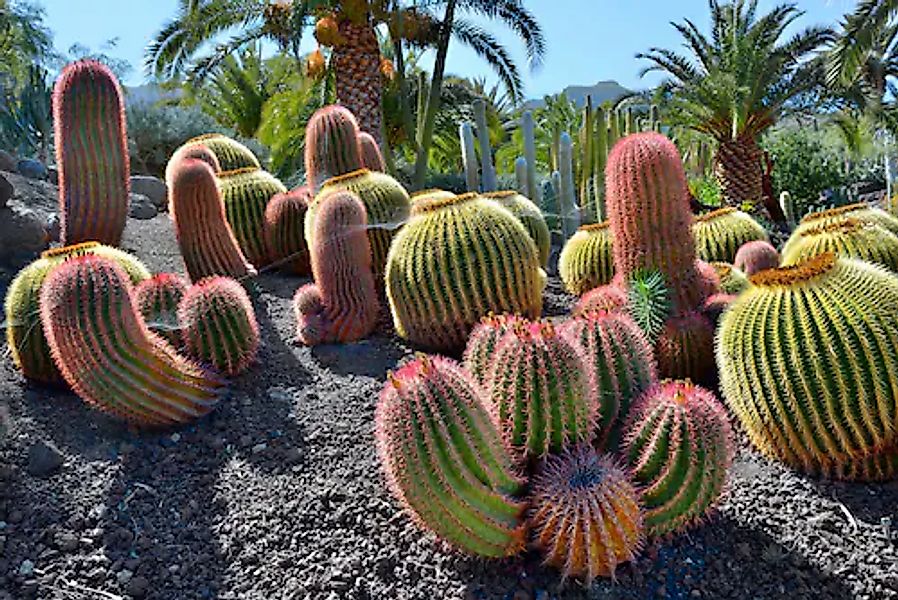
xmin=524 ymin=80 xmax=632 ymax=110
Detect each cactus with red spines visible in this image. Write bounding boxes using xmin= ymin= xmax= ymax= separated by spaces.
xmin=483 ymin=319 xmax=598 ymax=459
xmin=264 ymin=187 xmax=311 ymax=275
xmin=623 ymin=380 xmax=733 ymax=537
xmin=573 ymin=284 xmax=628 ymax=317
xmin=463 ymin=314 xmax=526 ymax=385
xmin=358 ymin=131 xmax=386 ymax=172
xmin=53 ymin=60 xmax=130 ymax=246
xmin=733 ymin=240 xmax=780 ymax=276
xmin=529 ymin=446 xmax=642 ymax=582
xmin=375 ymin=354 xmax=527 ymax=557
xmin=178 ymin=277 xmax=260 ymax=376
xmin=39 ymin=255 xmax=226 ymax=425
xmin=655 ymin=312 xmax=716 ymax=383
xmin=133 ymin=273 xmax=189 ymax=346
xmin=166 ymin=144 xmax=221 ymax=204
xmin=294 ymin=190 xmax=378 ymax=345
xmin=305 ymin=105 xmax=365 ymax=192
xmin=169 ymin=159 xmax=255 ymax=283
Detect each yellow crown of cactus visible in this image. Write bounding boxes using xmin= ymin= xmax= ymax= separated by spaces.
xmin=781 ymin=218 xmax=898 ymax=272
xmin=692 ymin=207 xmax=768 ymax=263
xmin=784 ymin=203 xmax=898 ymax=257
xmin=558 ymin=222 xmax=615 ymax=295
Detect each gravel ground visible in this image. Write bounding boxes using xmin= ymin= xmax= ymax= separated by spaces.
xmin=1 ymin=214 xmax=897 ymax=600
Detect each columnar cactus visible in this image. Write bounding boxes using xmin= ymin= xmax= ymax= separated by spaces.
xmin=482 ymin=320 xmax=597 ymax=458
xmin=561 ymin=312 xmax=658 ymax=449
xmin=573 ymin=284 xmax=628 ymax=317
xmin=386 ymin=192 xmax=545 ymax=352
xmin=473 ymin=98 xmax=498 ymax=192
xmin=375 ymin=355 xmax=527 ymax=557
xmin=166 ymin=144 xmax=221 ymax=212
xmin=294 ymin=190 xmax=378 ymax=345
xmin=169 ymin=159 xmax=255 ymax=283
xmin=558 ymin=132 xmax=580 ymax=241
xmin=264 ymin=187 xmax=311 ymax=275
xmin=692 ymin=207 xmax=768 ymax=263
xmin=483 ymin=191 xmax=551 ymax=267
xmin=463 ymin=314 xmax=526 ymax=385
xmin=711 ymin=262 xmax=750 ymax=295
xmin=40 ymin=256 xmax=225 ymax=425
xmin=623 ymin=380 xmax=733 ymax=537
xmin=559 ymin=222 xmax=615 ymax=295
xmin=781 ymin=219 xmax=898 ymax=272
xmin=5 ymin=242 xmax=150 ymax=385
xmin=179 ymin=276 xmax=260 ymax=376
xmin=305 ymin=105 xmax=365 ymax=193
xmin=529 ymin=446 xmax=642 ymax=582
xmin=219 ymin=167 xmax=288 ymax=267
xmin=460 ymin=122 xmax=479 ymax=192
xmin=655 ymin=312 xmax=716 ymax=383
xmin=358 ymin=131 xmax=385 ymax=172
xmin=179 ymin=133 xmax=261 ymax=172
xmin=53 ymin=60 xmax=130 ymax=246
xmin=717 ymin=253 xmax=898 ymax=475
xmin=133 ymin=273 xmax=189 ymax=346
xmin=733 ymin=240 xmax=780 ymax=275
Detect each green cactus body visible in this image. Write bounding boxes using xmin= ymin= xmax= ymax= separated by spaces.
xmin=717 ymin=253 xmax=898 ymax=475
xmin=166 ymin=143 xmax=222 ymax=187
xmin=181 ymin=133 xmax=261 ymax=172
xmin=573 ymin=284 xmax=628 ymax=317
xmin=375 ymin=355 xmax=527 ymax=557
xmin=781 ymin=219 xmax=898 ymax=272
xmin=386 ymin=192 xmax=545 ymax=352
xmin=623 ymin=380 xmax=733 ymax=537
xmin=264 ymin=187 xmax=311 ymax=275
xmin=782 ymin=202 xmax=898 ymax=258
xmin=218 ymin=167 xmax=287 ymax=268
xmin=733 ymin=240 xmax=780 ymax=276
xmin=482 ymin=191 xmax=551 ymax=267
xmin=463 ymin=314 xmax=526 ymax=386
xmin=133 ymin=273 xmax=189 ymax=346
xmin=304 ymin=105 xmax=365 ymax=193
xmin=559 ymin=223 xmax=615 ymax=295
xmin=655 ymin=312 xmax=716 ymax=384
xmin=711 ymin=262 xmax=750 ymax=295
xmin=53 ymin=60 xmax=130 ymax=246
xmin=5 ymin=242 xmax=150 ymax=385
xmin=40 ymin=255 xmax=225 ymax=425
xmin=693 ymin=207 xmax=768 ymax=263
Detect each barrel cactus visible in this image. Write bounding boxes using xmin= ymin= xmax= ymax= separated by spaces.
xmin=219 ymin=167 xmax=287 ymax=267
xmin=40 ymin=255 xmax=225 ymax=425
xmin=656 ymin=312 xmax=716 ymax=384
xmin=573 ymin=284 xmax=628 ymax=317
xmin=795 ymin=202 xmax=898 ymax=238
xmin=482 ymin=191 xmax=551 ymax=267
xmin=781 ymin=219 xmax=898 ymax=272
xmin=558 ymin=222 xmax=615 ymax=295
xmin=305 ymin=105 xmax=365 ymax=193
xmin=358 ymin=131 xmax=386 ymax=172
xmin=711 ymin=262 xmax=750 ymax=295
xmin=733 ymin=240 xmax=780 ymax=276
xmin=386 ymin=192 xmax=545 ymax=352
xmin=133 ymin=273 xmax=189 ymax=346
xmin=623 ymin=380 xmax=733 ymax=537
xmin=5 ymin=242 xmax=150 ymax=385
xmin=264 ymin=187 xmax=311 ymax=275
xmin=179 ymin=133 xmax=260 ymax=172
xmin=693 ymin=207 xmax=768 ymax=263
xmin=463 ymin=313 xmax=526 ymax=386
xmin=375 ymin=354 xmax=526 ymax=557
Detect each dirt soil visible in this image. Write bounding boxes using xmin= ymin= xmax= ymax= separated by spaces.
xmin=1 ymin=214 xmax=897 ymax=600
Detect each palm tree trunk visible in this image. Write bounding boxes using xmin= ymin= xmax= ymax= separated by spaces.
xmin=332 ymin=17 xmax=384 ymax=145
xmin=714 ymin=135 xmax=784 ymax=221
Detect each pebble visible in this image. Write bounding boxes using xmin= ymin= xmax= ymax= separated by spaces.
xmin=26 ymin=440 xmax=64 ymax=477
xmin=251 ymin=443 xmax=267 ymax=455
xmin=116 ymin=569 xmax=133 ymax=585
xmin=18 ymin=559 xmax=34 ymax=577
xmin=127 ymin=575 xmax=150 ymax=598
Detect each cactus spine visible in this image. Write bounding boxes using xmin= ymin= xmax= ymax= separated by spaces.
xmin=558 ymin=132 xmax=580 ymax=241
xmin=357 ymin=131 xmax=385 ymax=172
xmin=133 ymin=273 xmax=189 ymax=346
xmin=53 ymin=60 xmax=130 ymax=246
xmin=482 ymin=191 xmax=551 ymax=267
xmin=558 ymin=222 xmax=615 ymax=295
xmin=733 ymin=240 xmax=780 ymax=276
xmin=218 ymin=167 xmax=287 ymax=267
xmin=693 ymin=207 xmax=769 ymax=263
xmin=264 ymin=187 xmax=312 ymax=275
xmin=781 ymin=219 xmax=898 ymax=272
xmin=460 ymin=122 xmax=479 ymax=192
xmin=180 ymin=133 xmax=260 ymax=172
xmin=304 ymin=104 xmax=365 ymax=193
xmin=473 ymin=98 xmax=498 ymax=192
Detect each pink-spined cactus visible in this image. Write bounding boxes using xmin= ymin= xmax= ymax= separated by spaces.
xmin=655 ymin=312 xmax=716 ymax=383
xmin=358 ymin=131 xmax=386 ymax=172
xmin=264 ymin=187 xmax=311 ymax=275
xmin=573 ymin=284 xmax=628 ymax=317
xmin=703 ymin=293 xmax=737 ymax=325
xmin=166 ymin=144 xmax=222 ymax=207
xmin=293 ymin=190 xmax=378 ymax=345
xmin=304 ymin=105 xmax=364 ymax=192
xmin=462 ymin=313 xmax=526 ymax=385
xmin=133 ymin=273 xmax=189 ymax=346
xmin=733 ymin=239 xmax=780 ymax=275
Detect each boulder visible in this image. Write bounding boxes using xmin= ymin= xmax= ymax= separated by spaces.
xmin=17 ymin=158 xmax=47 ymax=180
xmin=0 ymin=205 xmax=48 ymax=263
xmin=0 ymin=149 xmax=17 ymax=172
xmin=0 ymin=174 xmax=11 ymax=208
xmin=129 ymin=193 xmax=158 ymax=220
xmin=130 ymin=175 xmax=167 ymax=210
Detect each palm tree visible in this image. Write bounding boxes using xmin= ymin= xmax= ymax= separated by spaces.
xmin=0 ymin=0 xmax=54 ymax=91
xmin=828 ymin=0 xmax=898 ymax=93
xmin=637 ymin=0 xmax=832 ymax=218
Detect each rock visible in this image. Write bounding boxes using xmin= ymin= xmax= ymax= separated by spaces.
xmin=18 ymin=559 xmax=34 ymax=577
xmin=128 ymin=193 xmax=157 ymax=220
xmin=126 ymin=575 xmax=149 ymax=598
xmin=46 ymin=213 xmax=60 ymax=243
xmin=55 ymin=531 xmax=79 ymax=552
xmin=26 ymin=440 xmax=64 ymax=477
xmin=17 ymin=159 xmax=47 ymax=180
xmin=0 ymin=206 xmax=48 ymax=262
xmin=46 ymin=165 xmax=58 ymax=185
xmin=130 ymin=176 xmax=167 ymax=210
xmin=116 ymin=569 xmax=133 ymax=586
xmin=0 ymin=174 xmax=11 ymax=208
xmin=0 ymin=150 xmax=17 ymax=172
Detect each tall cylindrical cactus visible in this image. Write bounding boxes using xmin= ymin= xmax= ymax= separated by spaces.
xmin=264 ymin=187 xmax=311 ymax=275
xmin=514 ymin=157 xmax=528 ymax=196
xmin=357 ymin=131 xmax=385 ymax=172
xmin=733 ymin=240 xmax=780 ymax=276
xmin=40 ymin=256 xmax=225 ymax=425
xmin=693 ymin=207 xmax=769 ymax=263
xmin=781 ymin=219 xmax=898 ymax=272
xmin=459 ymin=122 xmax=480 ymax=192
xmin=179 ymin=133 xmax=260 ymax=172
xmin=375 ymin=355 xmax=526 ymax=557
xmin=482 ymin=191 xmax=551 ymax=267
xmin=218 ymin=167 xmax=287 ymax=268
xmin=53 ymin=60 xmax=130 ymax=246
xmin=473 ymin=98 xmax=498 ymax=192
xmin=304 ymin=104 xmax=364 ymax=193
xmin=559 ymin=222 xmax=615 ymax=295
xmin=133 ymin=273 xmax=189 ymax=346
xmin=558 ymin=132 xmax=580 ymax=241
xmin=521 ymin=111 xmax=540 ymax=204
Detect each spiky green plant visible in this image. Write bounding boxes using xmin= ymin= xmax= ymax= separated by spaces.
xmin=482 ymin=191 xmax=551 ymax=267
xmin=218 ymin=167 xmax=287 ymax=267
xmin=693 ymin=208 xmax=768 ymax=263
xmin=781 ymin=219 xmax=898 ymax=272
xmin=558 ymin=223 xmax=615 ymax=295
xmin=626 ymin=269 xmax=671 ymax=342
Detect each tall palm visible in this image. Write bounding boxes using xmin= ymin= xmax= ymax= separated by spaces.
xmin=638 ymin=0 xmax=832 ymax=217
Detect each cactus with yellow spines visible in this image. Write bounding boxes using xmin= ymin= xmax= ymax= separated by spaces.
xmin=781 ymin=219 xmax=898 ymax=272
xmin=711 ymin=262 xmax=749 ymax=295
xmin=573 ymin=284 xmax=628 ymax=317
xmin=463 ymin=314 xmax=526 ymax=386
xmin=692 ymin=207 xmax=768 ymax=264
xmin=218 ymin=167 xmax=287 ymax=268
xmin=781 ymin=202 xmax=898 ymax=258
xmin=179 ymin=133 xmax=260 ymax=172
xmin=656 ymin=312 xmax=716 ymax=383
xmin=133 ymin=273 xmax=189 ymax=346
xmin=482 ymin=191 xmax=551 ymax=267
xmin=264 ymin=187 xmax=311 ymax=275
xmin=358 ymin=131 xmax=385 ymax=172
xmin=558 ymin=222 xmax=615 ymax=295
xmin=375 ymin=354 xmax=527 ymax=557
xmin=733 ymin=240 xmax=779 ymax=276
xmin=716 ymin=253 xmax=898 ymax=475
xmin=386 ymin=192 xmax=545 ymax=352
xmin=5 ymin=242 xmax=150 ymax=385
xmin=40 ymin=255 xmax=226 ymax=425
xmin=529 ymin=446 xmax=642 ymax=582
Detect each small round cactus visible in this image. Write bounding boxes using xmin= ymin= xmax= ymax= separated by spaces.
xmin=655 ymin=312 xmax=716 ymax=384
xmin=573 ymin=284 xmax=628 ymax=317
xmin=462 ymin=313 xmax=526 ymax=386
xmin=733 ymin=240 xmax=780 ymax=276
xmin=692 ymin=207 xmax=768 ymax=263
xmin=133 ymin=273 xmax=189 ymax=346
xmin=559 ymin=222 xmax=615 ymax=295
xmin=711 ymin=262 xmax=750 ymax=295
xmin=264 ymin=187 xmax=311 ymax=275
xmin=781 ymin=218 xmax=898 ymax=272
xmin=483 ymin=191 xmax=552 ymax=267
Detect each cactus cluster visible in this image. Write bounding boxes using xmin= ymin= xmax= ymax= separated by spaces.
xmin=179 ymin=133 xmax=261 ymax=172
xmin=482 ymin=191 xmax=551 ymax=267
xmin=264 ymin=187 xmax=312 ymax=275
xmin=781 ymin=219 xmax=898 ymax=272
xmin=559 ymin=222 xmax=615 ymax=295
xmin=692 ymin=207 xmax=768 ymax=263
xmin=133 ymin=273 xmax=189 ymax=345
xmin=219 ymin=167 xmax=288 ymax=267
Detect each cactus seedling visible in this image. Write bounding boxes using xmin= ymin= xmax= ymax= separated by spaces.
xmin=133 ymin=273 xmax=189 ymax=346
xmin=264 ymin=187 xmax=312 ymax=275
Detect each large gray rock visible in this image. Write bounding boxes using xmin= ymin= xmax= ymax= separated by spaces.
xmin=129 ymin=193 xmax=158 ymax=220
xmin=17 ymin=158 xmax=47 ymax=180
xmin=0 ymin=174 xmax=11 ymax=208
xmin=0 ymin=205 xmax=48 ymax=263
xmin=130 ymin=175 xmax=167 ymax=210
xmin=0 ymin=150 xmax=17 ymax=172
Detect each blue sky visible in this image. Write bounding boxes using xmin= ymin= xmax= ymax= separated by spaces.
xmin=42 ymin=0 xmax=856 ymax=99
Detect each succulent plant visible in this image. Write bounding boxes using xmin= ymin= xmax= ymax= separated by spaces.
xmin=386 ymin=192 xmax=545 ymax=352
xmin=529 ymin=446 xmax=642 ymax=582
xmin=463 ymin=314 xmax=526 ymax=386
xmin=711 ymin=262 xmax=750 ymax=295
xmin=794 ymin=202 xmax=898 ymax=239
xmin=623 ymin=380 xmax=733 ymax=537
xmin=294 ymin=190 xmax=378 ymax=345
xmin=358 ymin=131 xmax=386 ymax=172
xmin=692 ymin=207 xmax=768 ymax=263
xmin=53 ymin=60 xmax=130 ymax=246
xmin=655 ymin=312 xmax=716 ymax=383
xmin=264 ymin=187 xmax=311 ymax=275
xmin=166 ymin=144 xmax=221 ymax=212
xmin=169 ymin=159 xmax=255 ymax=283
xmin=375 ymin=354 xmax=527 ymax=557
xmin=717 ymin=253 xmax=898 ymax=476
xmin=40 ymin=255 xmax=225 ymax=425
xmin=5 ymin=242 xmax=150 ymax=385
xmin=573 ymin=284 xmax=628 ymax=317
xmin=702 ymin=293 xmax=737 ymax=324
xmin=179 ymin=133 xmax=261 ymax=172
xmin=305 ymin=105 xmax=364 ymax=192
xmin=733 ymin=240 xmax=780 ymax=276
xmin=218 ymin=167 xmax=288 ymax=267
xmin=781 ymin=219 xmax=898 ymax=272
xmin=625 ymin=269 xmax=671 ymax=341
xmin=133 ymin=273 xmax=189 ymax=345
xmin=558 ymin=222 xmax=615 ymax=295
xmin=482 ymin=191 xmax=551 ymax=267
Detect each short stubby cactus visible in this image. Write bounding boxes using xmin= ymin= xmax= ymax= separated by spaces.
xmin=655 ymin=312 xmax=716 ymax=384
xmin=717 ymin=253 xmax=898 ymax=474
xmin=483 ymin=320 xmax=598 ymax=459
xmin=179 ymin=133 xmax=261 ymax=172
xmin=482 ymin=191 xmax=551 ymax=267
xmin=169 ymin=159 xmax=255 ymax=283
xmin=306 ymin=168 xmax=411 ymax=279
xmin=305 ymin=105 xmax=364 ymax=192
xmin=733 ymin=240 xmax=780 ymax=275
xmin=529 ymin=446 xmax=642 ymax=582
xmin=5 ymin=242 xmax=150 ymax=385
xmin=375 ymin=354 xmax=527 ymax=557
xmin=781 ymin=219 xmax=898 ymax=272
xmin=294 ymin=190 xmax=378 ymax=345
xmin=133 ymin=273 xmax=189 ymax=346
xmin=40 ymin=255 xmax=225 ymax=425
xmin=573 ymin=284 xmax=628 ymax=317
xmin=711 ymin=262 xmax=750 ymax=295
xmin=219 ymin=167 xmax=288 ymax=267
xmin=463 ymin=313 xmax=526 ymax=386
xmin=386 ymin=192 xmax=545 ymax=352
xmin=561 ymin=312 xmax=657 ymax=449
xmin=623 ymin=380 xmax=733 ymax=537
xmin=179 ymin=276 xmax=260 ymax=376
xmin=53 ymin=59 xmax=130 ymax=246
xmin=559 ymin=222 xmax=615 ymax=295
xmin=692 ymin=207 xmax=768 ymax=263
xmin=358 ymin=131 xmax=386 ymax=172
xmin=264 ymin=187 xmax=311 ymax=275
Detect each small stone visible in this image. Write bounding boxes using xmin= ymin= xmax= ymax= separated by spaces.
xmin=251 ymin=443 xmax=267 ymax=455
xmin=45 ymin=213 xmax=60 ymax=242
xmin=0 ymin=149 xmax=17 ymax=172
xmin=18 ymin=559 xmax=34 ymax=577
xmin=7 ymin=510 xmax=23 ymax=524
xmin=55 ymin=531 xmax=79 ymax=552
xmin=46 ymin=165 xmax=58 ymax=185
xmin=16 ymin=158 xmax=46 ymax=180
xmin=27 ymin=440 xmax=64 ymax=477
xmin=128 ymin=193 xmax=157 ymax=220
xmin=0 ymin=206 xmax=48 ymax=260
xmin=170 ymin=433 xmax=181 ymax=443
xmin=127 ymin=575 xmax=149 ymax=598
xmin=116 ymin=569 xmax=133 ymax=585
xmin=283 ymin=447 xmax=304 ymax=465
xmin=129 ymin=176 xmax=167 ymax=209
